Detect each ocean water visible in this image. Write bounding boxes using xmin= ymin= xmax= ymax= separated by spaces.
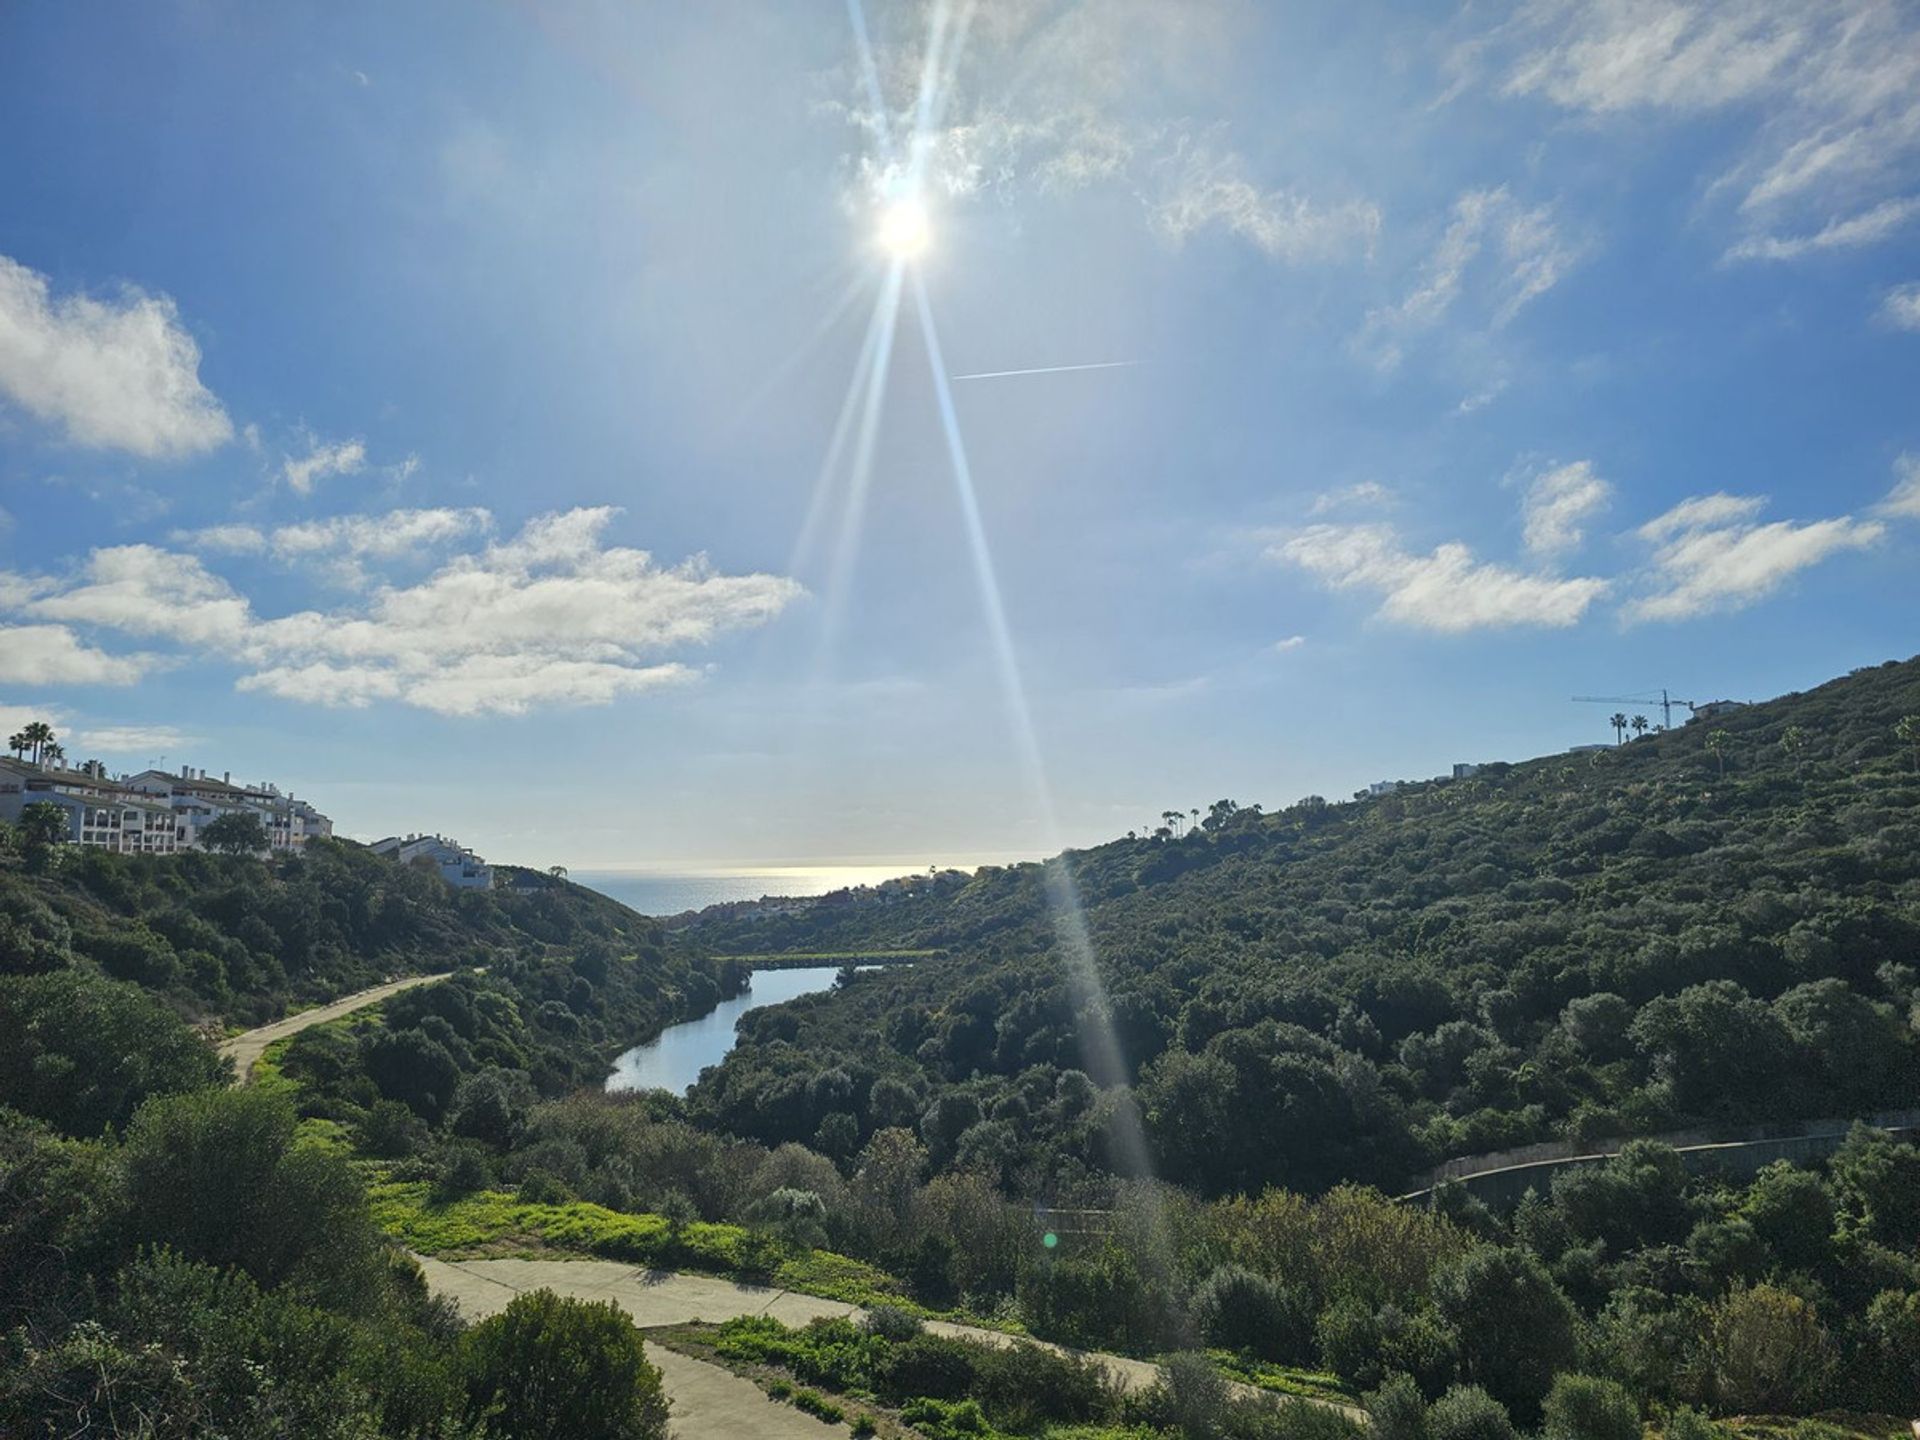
xmin=573 ymin=866 xmax=926 ymax=917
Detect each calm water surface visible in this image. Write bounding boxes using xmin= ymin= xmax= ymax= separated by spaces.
xmin=604 ymin=965 xmax=845 ymax=1095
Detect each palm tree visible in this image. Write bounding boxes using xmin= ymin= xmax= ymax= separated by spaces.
xmin=40 ymin=742 xmax=64 ymax=768
xmin=20 ymin=721 xmax=54 ymax=766
xmin=1630 ymin=715 xmax=1649 ymax=739
xmin=1609 ymin=712 xmax=1628 ymax=745
xmin=1780 ymin=724 xmax=1807 ymax=775
xmin=6 ymin=732 xmax=26 ymax=761
xmin=1706 ymin=728 xmax=1732 ymax=777
xmin=1896 ymin=715 xmax=1919 ymax=774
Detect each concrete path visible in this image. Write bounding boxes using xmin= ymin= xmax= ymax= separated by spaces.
xmin=415 ymin=1254 xmax=1364 ymax=1431
xmin=220 ymin=972 xmax=455 ymax=1083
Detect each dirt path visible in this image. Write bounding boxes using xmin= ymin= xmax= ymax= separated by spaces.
xmin=414 ymin=1254 xmax=1364 ymax=1433
xmin=220 ymin=973 xmax=455 ymax=1083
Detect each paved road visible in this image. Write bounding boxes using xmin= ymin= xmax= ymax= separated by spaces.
xmin=416 ymin=1254 xmax=1364 ymax=1434
xmin=220 ymin=973 xmax=455 ymax=1083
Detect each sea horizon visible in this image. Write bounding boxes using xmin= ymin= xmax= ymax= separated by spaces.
xmin=571 ymin=861 xmax=986 ymax=918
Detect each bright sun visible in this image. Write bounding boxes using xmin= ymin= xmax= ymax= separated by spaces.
xmin=876 ymin=197 xmax=932 ymax=260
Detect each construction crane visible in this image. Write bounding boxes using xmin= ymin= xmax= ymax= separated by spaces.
xmin=1572 ymin=689 xmax=1696 ymax=731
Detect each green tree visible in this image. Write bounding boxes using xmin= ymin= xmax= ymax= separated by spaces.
xmin=1703 ymin=1284 xmax=1834 ymax=1415
xmin=1427 ymin=1384 xmax=1517 ymax=1440
xmin=20 ymin=720 xmax=55 ymax=765
xmin=120 ymin=1085 xmax=385 ymax=1309
xmin=0 ymin=971 xmax=223 ymax=1135
xmin=1897 ymin=714 xmax=1919 ymax=773
xmin=1433 ymin=1247 xmax=1577 ymax=1420
xmin=461 ymin=1288 xmax=669 ymax=1440
xmin=1540 ymin=1374 xmax=1638 ymax=1440
xmin=201 ymin=809 xmax=269 ymax=855
xmin=17 ymin=800 xmax=69 ymax=852
xmin=1705 ymin=728 xmax=1732 ymax=776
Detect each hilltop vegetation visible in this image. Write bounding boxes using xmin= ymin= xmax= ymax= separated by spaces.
xmin=0 ymin=833 xmax=699 ymax=1022
xmin=3 ymin=656 xmax=1918 ymax=1435
xmin=679 ymin=657 xmax=1920 ymax=1197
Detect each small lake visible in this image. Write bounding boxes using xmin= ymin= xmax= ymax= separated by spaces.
xmin=604 ymin=965 xmax=846 ymax=1096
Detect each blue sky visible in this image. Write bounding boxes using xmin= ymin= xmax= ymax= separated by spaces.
xmin=2 ymin=0 xmax=1917 ymax=870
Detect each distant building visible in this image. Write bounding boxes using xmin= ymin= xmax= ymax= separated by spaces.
xmin=0 ymin=756 xmax=331 ymax=857
xmin=1691 ymin=699 xmax=1748 ymax=723
xmin=1452 ymin=763 xmax=1483 ymax=779
xmin=1366 ymin=779 xmax=1403 ymax=797
xmin=371 ymin=833 xmax=493 ymax=889
xmin=125 ymin=768 xmax=332 ymax=854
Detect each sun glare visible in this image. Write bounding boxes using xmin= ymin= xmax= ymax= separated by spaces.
xmin=876 ymin=197 xmax=931 ymax=260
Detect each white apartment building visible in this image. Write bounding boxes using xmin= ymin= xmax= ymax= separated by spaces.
xmin=124 ymin=768 xmax=333 ymax=854
xmin=1 ymin=756 xmax=331 ymax=857
xmin=370 ymin=833 xmax=494 ymax=889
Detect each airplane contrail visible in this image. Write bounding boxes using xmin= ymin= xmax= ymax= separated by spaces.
xmin=951 ymin=359 xmax=1139 ymax=381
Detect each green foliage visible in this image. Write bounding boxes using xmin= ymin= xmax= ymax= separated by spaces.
xmin=1703 ymin=1286 xmax=1835 ymax=1415
xmin=1366 ymin=1373 xmax=1431 ymax=1440
xmin=1433 ymin=1247 xmax=1577 ymax=1420
xmin=201 ymin=810 xmax=268 ymax=855
xmin=0 ymin=969 xmax=223 ymax=1134
xmin=119 ymin=1085 xmax=386 ymax=1310
xmin=461 ymin=1288 xmax=669 ymax=1440
xmin=1195 ymin=1264 xmax=1315 ymax=1364
xmin=1427 ymin=1385 xmax=1518 ymax=1440
xmin=1541 ymin=1374 xmax=1641 ymax=1440
xmin=678 ymin=657 xmax=1920 ymax=1205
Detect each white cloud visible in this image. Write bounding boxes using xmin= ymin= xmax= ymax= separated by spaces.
xmin=0 ymin=624 xmax=149 ymax=685
xmin=1153 ymin=148 xmax=1380 ymax=262
xmin=1880 ymin=454 xmax=1920 ymax=518
xmin=1271 ymin=634 xmax=1307 ymax=652
xmin=26 ymin=546 xmax=254 ymax=647
xmin=1879 ymin=282 xmax=1920 ymax=329
xmin=177 ymin=508 xmax=495 ymax=587
xmin=838 ymin=1 xmax=1376 ymax=265
xmin=1724 ymin=196 xmax=1920 ymax=261
xmin=1272 ymin=522 xmax=1609 ymax=631
xmin=282 ymin=434 xmax=367 ymax=495
xmin=1636 ymin=491 xmax=1767 ymax=540
xmin=0 ymin=254 xmax=232 ymax=458
xmin=177 ymin=507 xmax=492 ymax=567
xmin=1356 ymin=187 xmax=1584 ymax=371
xmin=69 ymin=722 xmax=196 ymax=756
xmin=1 ymin=508 xmax=803 ymax=717
xmin=1627 ymin=493 xmax=1884 ymax=621
xmin=1470 ymin=2 xmax=1920 ymax=254
xmin=1309 ymin=481 xmax=1394 ymax=516
xmin=1522 ymin=461 xmax=1613 ymax=557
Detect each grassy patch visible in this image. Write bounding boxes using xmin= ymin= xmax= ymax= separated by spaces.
xmin=1205 ymin=1351 xmax=1356 ymax=1405
xmin=368 ymin=1180 xmax=745 ymax=1268
xmin=1723 ymin=1416 xmax=1911 ymax=1440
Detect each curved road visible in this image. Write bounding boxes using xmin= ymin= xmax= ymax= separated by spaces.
xmin=416 ymin=1254 xmax=1363 ymax=1437
xmin=220 ymin=972 xmax=456 ymax=1083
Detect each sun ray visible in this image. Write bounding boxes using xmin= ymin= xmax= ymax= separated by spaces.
xmin=814 ymin=259 xmax=906 ymax=676
xmin=908 ymin=269 xmax=1159 ymax=1186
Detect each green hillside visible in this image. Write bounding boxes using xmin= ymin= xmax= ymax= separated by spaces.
xmin=682 ymin=657 xmax=1920 ymax=1197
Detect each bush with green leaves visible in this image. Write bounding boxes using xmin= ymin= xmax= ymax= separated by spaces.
xmin=1540 ymin=1374 xmax=1639 ymax=1440
xmin=0 ymin=970 xmax=222 ymax=1136
xmin=1426 ymin=1385 xmax=1517 ymax=1440
xmin=1196 ymin=1263 xmax=1314 ymax=1363
xmin=461 ymin=1288 xmax=669 ymax=1440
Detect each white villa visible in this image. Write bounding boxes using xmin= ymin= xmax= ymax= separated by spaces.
xmin=370 ymin=833 xmax=493 ymax=889
xmin=0 ymin=756 xmax=332 ymax=856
